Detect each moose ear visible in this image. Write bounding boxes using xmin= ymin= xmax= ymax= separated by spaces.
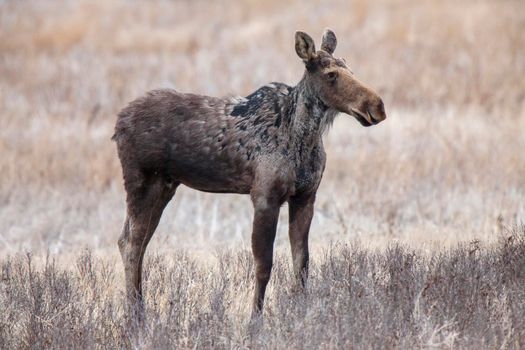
xmin=295 ymin=31 xmax=316 ymax=61
xmin=321 ymin=28 xmax=337 ymax=54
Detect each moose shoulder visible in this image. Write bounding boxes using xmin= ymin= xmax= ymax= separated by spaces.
xmin=113 ymin=29 xmax=386 ymax=319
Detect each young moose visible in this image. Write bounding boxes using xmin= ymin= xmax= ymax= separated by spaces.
xmin=113 ymin=29 xmax=386 ymax=317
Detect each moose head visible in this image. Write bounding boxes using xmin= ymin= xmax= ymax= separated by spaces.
xmin=295 ymin=29 xmax=387 ymax=126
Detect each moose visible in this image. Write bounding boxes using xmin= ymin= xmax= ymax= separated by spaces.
xmin=113 ymin=29 xmax=386 ymax=318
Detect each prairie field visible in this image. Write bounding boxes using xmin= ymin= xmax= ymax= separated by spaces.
xmin=0 ymin=0 xmax=524 ymax=348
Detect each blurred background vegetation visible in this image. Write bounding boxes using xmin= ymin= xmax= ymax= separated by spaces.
xmin=0 ymin=0 xmax=524 ymax=254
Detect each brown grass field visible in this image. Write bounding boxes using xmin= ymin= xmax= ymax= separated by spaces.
xmin=0 ymin=0 xmax=524 ymax=348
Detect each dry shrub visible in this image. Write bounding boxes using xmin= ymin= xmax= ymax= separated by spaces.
xmin=1 ymin=227 xmax=524 ymax=349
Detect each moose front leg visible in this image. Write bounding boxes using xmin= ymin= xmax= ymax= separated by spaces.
xmin=288 ymin=193 xmax=315 ymax=290
xmin=250 ymin=193 xmax=281 ymax=317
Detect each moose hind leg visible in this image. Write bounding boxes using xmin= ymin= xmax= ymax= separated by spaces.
xmin=118 ymin=172 xmax=178 ymax=314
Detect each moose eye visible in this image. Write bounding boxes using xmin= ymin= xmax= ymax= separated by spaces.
xmin=326 ymin=71 xmax=338 ymax=81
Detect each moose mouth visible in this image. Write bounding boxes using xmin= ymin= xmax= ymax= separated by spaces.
xmin=350 ymin=108 xmax=381 ymax=127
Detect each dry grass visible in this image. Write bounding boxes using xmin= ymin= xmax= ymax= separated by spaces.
xmin=0 ymin=0 xmax=524 ymax=348
xmin=1 ymin=228 xmax=524 ymax=348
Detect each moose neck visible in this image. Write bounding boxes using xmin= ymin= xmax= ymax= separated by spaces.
xmin=284 ymin=76 xmax=336 ymax=157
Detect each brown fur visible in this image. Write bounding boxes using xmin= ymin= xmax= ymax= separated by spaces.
xmin=113 ymin=29 xmax=386 ymax=318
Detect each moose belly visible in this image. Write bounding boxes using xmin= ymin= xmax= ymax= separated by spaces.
xmin=176 ymin=164 xmax=253 ymax=194
xmin=163 ymin=145 xmax=254 ymax=194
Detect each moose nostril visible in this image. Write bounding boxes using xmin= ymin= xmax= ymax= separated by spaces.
xmin=375 ymin=99 xmax=386 ymax=121
xmin=367 ymin=105 xmax=386 ymax=123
